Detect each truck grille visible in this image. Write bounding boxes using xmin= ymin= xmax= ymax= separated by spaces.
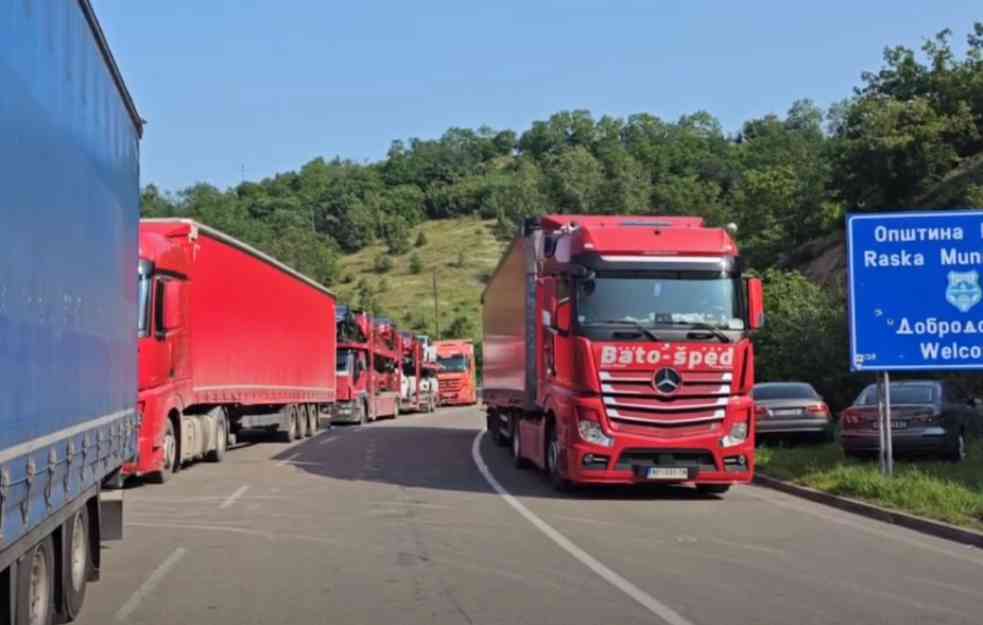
xmin=599 ymin=369 xmax=732 ymax=437
xmin=441 ymin=378 xmax=463 ymax=392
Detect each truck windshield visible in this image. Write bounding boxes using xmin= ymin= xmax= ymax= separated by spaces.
xmin=336 ymin=350 xmax=353 ymax=375
xmin=437 ymin=355 xmax=469 ymax=372
xmin=138 ymin=272 xmax=151 ymax=337
xmin=577 ymin=273 xmax=744 ymax=330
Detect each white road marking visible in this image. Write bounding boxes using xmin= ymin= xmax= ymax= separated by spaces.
xmin=470 ymin=431 xmax=696 ymax=625
xmin=115 ymin=547 xmax=187 ymax=622
xmin=319 ymin=436 xmax=338 ymax=446
xmin=219 ymin=485 xmax=250 ymax=509
xmin=277 ymin=452 xmax=301 ymax=467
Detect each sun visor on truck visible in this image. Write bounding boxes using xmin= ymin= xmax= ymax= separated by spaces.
xmin=570 ymin=251 xmax=743 ymax=274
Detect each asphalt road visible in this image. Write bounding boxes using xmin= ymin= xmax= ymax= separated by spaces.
xmin=78 ymin=405 xmax=983 ymax=625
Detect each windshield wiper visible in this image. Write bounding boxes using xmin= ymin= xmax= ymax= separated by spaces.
xmin=670 ymin=321 xmax=732 ymax=343
xmin=593 ymin=320 xmax=661 ymax=342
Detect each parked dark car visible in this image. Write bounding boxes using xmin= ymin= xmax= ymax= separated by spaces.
xmin=839 ymin=380 xmax=976 ymax=462
xmin=752 ymin=382 xmax=833 ymax=442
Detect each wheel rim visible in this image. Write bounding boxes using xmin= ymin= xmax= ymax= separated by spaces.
xmin=29 ymin=546 xmax=50 ymax=625
xmin=512 ymin=429 xmax=520 ymax=459
xmin=218 ymin=421 xmax=227 ymax=453
xmin=289 ymin=414 xmax=297 ymax=438
xmin=958 ymin=435 xmax=966 ymax=460
xmin=164 ymin=429 xmax=176 ymax=471
xmin=70 ymin=511 xmax=87 ymax=591
xmin=548 ymin=439 xmax=559 ymax=474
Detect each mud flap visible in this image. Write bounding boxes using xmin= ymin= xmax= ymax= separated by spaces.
xmin=99 ymin=489 xmax=124 ymax=541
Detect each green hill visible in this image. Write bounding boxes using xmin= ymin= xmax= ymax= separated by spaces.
xmin=332 ymin=216 xmax=508 ymax=341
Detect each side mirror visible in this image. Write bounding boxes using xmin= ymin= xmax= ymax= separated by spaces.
xmin=555 ymin=300 xmax=572 ymax=333
xmin=746 ymin=277 xmax=764 ymax=330
xmin=163 ymin=281 xmax=184 ymax=331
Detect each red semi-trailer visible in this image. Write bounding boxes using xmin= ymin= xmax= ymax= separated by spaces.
xmin=435 ymin=340 xmax=478 ymax=406
xmin=333 ymin=307 xmax=401 ymax=423
xmin=128 ymin=219 xmax=336 ymax=482
xmin=482 ymin=215 xmax=764 ymax=493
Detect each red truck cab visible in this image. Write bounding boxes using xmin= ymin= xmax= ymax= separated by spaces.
xmin=482 ymin=215 xmax=764 ymax=493
xmin=435 ymin=340 xmax=478 ymax=406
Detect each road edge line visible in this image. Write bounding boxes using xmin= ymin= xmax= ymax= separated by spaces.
xmin=115 ymin=547 xmax=187 ymax=621
xmin=470 ymin=430 xmax=696 ymax=625
xmin=218 ymin=485 xmax=250 ymax=509
xmin=754 ymin=473 xmax=983 ymax=549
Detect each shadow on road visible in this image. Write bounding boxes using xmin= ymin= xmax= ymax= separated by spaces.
xmin=270 ymin=422 xmax=723 ymax=502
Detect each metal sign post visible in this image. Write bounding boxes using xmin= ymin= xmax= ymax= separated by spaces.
xmin=883 ymin=372 xmax=894 ymax=476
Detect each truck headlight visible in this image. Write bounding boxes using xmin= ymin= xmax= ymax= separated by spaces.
xmin=720 ymin=422 xmax=749 ymax=448
xmin=578 ymin=419 xmax=614 ymax=448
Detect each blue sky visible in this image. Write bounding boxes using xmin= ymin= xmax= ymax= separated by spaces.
xmin=93 ymin=1 xmax=981 ymax=192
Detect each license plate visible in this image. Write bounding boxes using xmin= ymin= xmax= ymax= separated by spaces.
xmin=874 ymin=420 xmax=909 ymax=430
xmin=647 ymin=467 xmax=689 ymax=480
xmin=773 ymin=408 xmax=801 ymax=416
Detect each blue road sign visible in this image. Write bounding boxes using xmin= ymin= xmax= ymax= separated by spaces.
xmin=847 ymin=210 xmax=983 ymax=371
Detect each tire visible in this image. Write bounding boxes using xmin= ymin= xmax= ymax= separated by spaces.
xmin=393 ymin=401 xmax=399 ymax=420
xmin=546 ymin=420 xmax=572 ymax=492
xmin=308 ymin=405 xmax=319 ymax=435
xmin=358 ymin=398 xmax=369 ymax=425
xmin=511 ymin=419 xmax=529 ymax=469
xmin=945 ymin=431 xmax=967 ymax=463
xmin=146 ymin=419 xmax=177 ymax=484
xmin=16 ymin=535 xmax=55 ymax=625
xmin=205 ymin=413 xmax=227 ymax=462
xmin=63 ymin=506 xmax=92 ymax=619
xmin=296 ymin=405 xmax=308 ymax=439
xmin=278 ymin=408 xmax=298 ymax=442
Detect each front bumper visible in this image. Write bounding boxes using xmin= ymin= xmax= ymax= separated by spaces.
xmin=564 ymin=434 xmax=754 ymax=486
xmin=440 ymin=391 xmax=475 ymax=405
xmin=840 ymin=427 xmax=949 ymax=453
xmin=331 ymin=401 xmax=360 ymax=424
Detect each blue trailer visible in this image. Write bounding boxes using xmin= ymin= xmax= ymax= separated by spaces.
xmin=1 ymin=1 xmax=142 ymax=622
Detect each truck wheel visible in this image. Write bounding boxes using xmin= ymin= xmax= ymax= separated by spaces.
xmin=297 ymin=405 xmax=309 ymax=439
xmin=63 ymin=506 xmax=92 ymax=619
xmin=356 ymin=399 xmax=368 ymax=425
xmin=205 ymin=414 xmax=227 ymax=462
xmin=546 ymin=422 xmax=572 ymax=492
xmin=308 ymin=405 xmax=319 ymax=435
xmin=278 ymin=410 xmax=297 ymax=442
xmin=511 ymin=421 xmax=529 ymax=469
xmin=696 ymin=484 xmax=731 ymax=496
xmin=393 ymin=402 xmax=399 ymax=420
xmin=16 ymin=535 xmax=55 ymax=625
xmin=147 ymin=420 xmax=176 ymax=484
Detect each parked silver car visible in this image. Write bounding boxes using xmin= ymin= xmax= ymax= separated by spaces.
xmin=752 ymin=382 xmax=833 ymax=442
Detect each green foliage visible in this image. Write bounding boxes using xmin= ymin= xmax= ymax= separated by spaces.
xmin=757 ymin=440 xmax=983 ymax=530
xmin=415 ymin=230 xmax=428 ymax=247
xmin=752 ymin=270 xmax=860 ymax=411
xmin=382 ymin=215 xmax=411 ymax=255
xmin=444 ymin=315 xmax=474 ymax=340
xmin=409 ymin=253 xmax=423 ymax=274
xmin=373 ymin=252 xmax=394 ymax=273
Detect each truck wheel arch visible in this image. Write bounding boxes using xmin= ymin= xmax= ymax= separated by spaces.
xmin=168 ymin=409 xmax=182 ymax=472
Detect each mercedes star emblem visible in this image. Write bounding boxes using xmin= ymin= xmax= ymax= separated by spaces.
xmin=652 ymin=367 xmax=682 ymax=395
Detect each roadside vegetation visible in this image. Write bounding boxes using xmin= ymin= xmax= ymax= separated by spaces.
xmin=757 ymin=440 xmax=983 ymax=531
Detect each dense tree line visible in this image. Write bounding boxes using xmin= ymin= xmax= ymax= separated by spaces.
xmin=143 ymin=24 xmax=983 ymax=406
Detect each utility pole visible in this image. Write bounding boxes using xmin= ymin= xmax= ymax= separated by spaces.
xmin=432 ymin=269 xmax=440 ymax=339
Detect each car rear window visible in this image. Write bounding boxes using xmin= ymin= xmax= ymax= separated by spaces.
xmin=857 ymin=384 xmax=936 ymax=405
xmin=753 ymin=384 xmax=818 ymax=400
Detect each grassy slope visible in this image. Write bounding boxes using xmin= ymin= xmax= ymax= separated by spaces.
xmin=332 ymin=217 xmax=508 ymax=339
xmin=757 ymin=440 xmax=983 ymax=531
